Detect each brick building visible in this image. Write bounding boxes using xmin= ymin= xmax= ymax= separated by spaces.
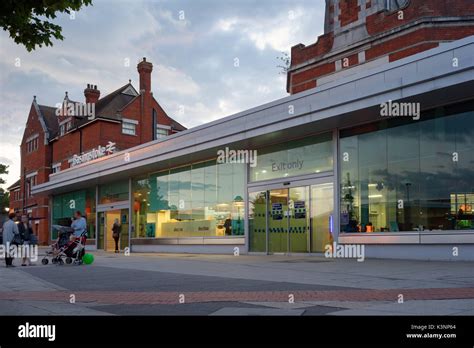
xmin=287 ymin=0 xmax=474 ymax=94
xmin=8 ymin=58 xmax=186 ymax=244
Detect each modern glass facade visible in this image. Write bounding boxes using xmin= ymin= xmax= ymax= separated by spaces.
xmin=340 ymin=107 xmax=474 ymax=233
xmin=132 ymin=160 xmax=245 ymax=238
xmin=44 ymin=102 xmax=474 ymax=256
xmin=52 ymin=188 xmax=96 ymax=239
xmin=47 ymin=102 xmax=474 ymax=254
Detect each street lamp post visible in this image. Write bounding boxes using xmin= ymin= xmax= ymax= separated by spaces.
xmin=23 ymin=176 xmax=31 ymax=215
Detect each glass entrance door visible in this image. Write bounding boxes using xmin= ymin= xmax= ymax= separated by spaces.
xmin=289 ymin=186 xmax=309 ymax=253
xmin=97 ymin=208 xmax=129 ymax=252
xmin=249 ymin=191 xmax=267 ymax=252
xmin=268 ymin=187 xmax=310 ymax=253
xmin=268 ymin=189 xmax=289 ymax=253
xmin=98 ymin=212 xmax=105 ymax=250
xmin=105 ymin=210 xmax=121 ymax=251
xmin=119 ymin=208 xmax=129 ymax=251
xmin=249 ymin=180 xmax=333 ymax=254
xmin=311 ymin=183 xmax=334 ymax=252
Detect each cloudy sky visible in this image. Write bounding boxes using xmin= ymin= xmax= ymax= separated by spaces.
xmin=0 ymin=0 xmax=325 ymax=189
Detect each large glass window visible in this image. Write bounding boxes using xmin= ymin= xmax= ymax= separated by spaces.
xmin=99 ymin=180 xmax=129 ymax=204
xmin=52 ymin=188 xmax=96 ymax=239
xmin=249 ymin=133 xmax=333 ymax=182
xmin=340 ymin=106 xmax=474 ymax=233
xmin=132 ymin=160 xmax=245 ymax=238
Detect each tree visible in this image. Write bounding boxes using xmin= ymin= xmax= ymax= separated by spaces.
xmin=0 ymin=164 xmax=8 ymax=186
xmin=276 ymin=51 xmax=290 ymax=75
xmin=0 ymin=190 xmax=10 ymax=214
xmin=0 ymin=164 xmax=10 ymax=213
xmin=0 ymin=0 xmax=92 ymax=52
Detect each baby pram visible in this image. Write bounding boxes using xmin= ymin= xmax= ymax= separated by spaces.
xmin=42 ymin=225 xmax=87 ymax=265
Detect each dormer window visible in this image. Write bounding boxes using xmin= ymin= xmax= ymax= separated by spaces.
xmin=59 ymin=118 xmax=73 ymax=136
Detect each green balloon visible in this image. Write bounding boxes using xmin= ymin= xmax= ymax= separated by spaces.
xmin=83 ymin=253 xmax=94 ymax=265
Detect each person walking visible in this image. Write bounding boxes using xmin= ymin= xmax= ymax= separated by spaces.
xmin=112 ymin=219 xmax=121 ymax=253
xmin=2 ymin=212 xmax=20 ymax=267
xmin=18 ymin=215 xmax=33 ymax=266
xmin=223 ymin=215 xmax=232 ymax=236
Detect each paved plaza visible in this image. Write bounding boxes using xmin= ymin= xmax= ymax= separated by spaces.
xmin=1 ymin=251 xmax=473 ymax=315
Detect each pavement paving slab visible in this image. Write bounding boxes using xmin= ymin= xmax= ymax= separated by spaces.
xmin=0 ymin=300 xmax=113 ymax=316
xmin=330 ymin=299 xmax=474 ymax=316
xmin=210 ymin=307 xmax=306 ymax=316
xmin=1 ymin=252 xmax=474 ymax=316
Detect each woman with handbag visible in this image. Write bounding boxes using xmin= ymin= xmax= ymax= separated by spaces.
xmin=112 ymin=219 xmax=121 ymax=253
xmin=18 ymin=215 xmax=34 ymax=266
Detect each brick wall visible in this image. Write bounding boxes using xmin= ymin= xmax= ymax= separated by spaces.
xmin=366 ymin=0 xmax=474 ymax=36
xmin=52 ymin=128 xmax=81 ymax=169
xmin=288 ymin=0 xmax=474 ymax=94
xmin=339 ymin=0 xmax=359 ymax=27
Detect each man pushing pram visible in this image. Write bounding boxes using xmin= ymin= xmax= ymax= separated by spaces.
xmin=70 ymin=211 xmax=87 ymax=264
xmin=42 ymin=211 xmax=88 ymax=265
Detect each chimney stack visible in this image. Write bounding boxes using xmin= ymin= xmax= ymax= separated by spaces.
xmin=137 ymin=57 xmax=153 ymax=94
xmin=84 ymin=83 xmax=100 ymax=104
